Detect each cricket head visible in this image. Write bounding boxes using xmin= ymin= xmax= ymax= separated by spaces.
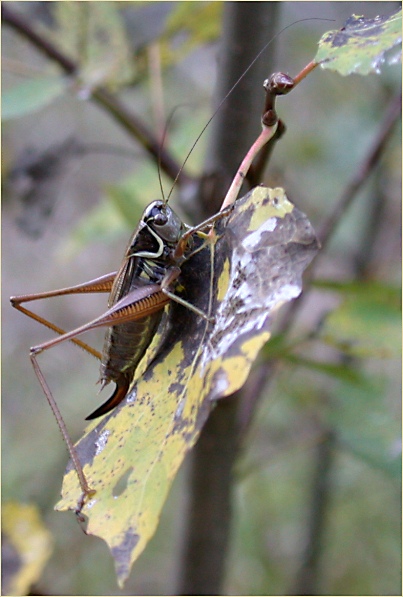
xmin=127 ymin=200 xmax=187 ymax=262
xmin=144 ymin=200 xmax=186 ymax=245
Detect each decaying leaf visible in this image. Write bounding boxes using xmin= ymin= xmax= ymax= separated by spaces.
xmin=55 ymin=186 xmax=319 ymax=585
xmin=315 ymin=9 xmax=402 ymax=75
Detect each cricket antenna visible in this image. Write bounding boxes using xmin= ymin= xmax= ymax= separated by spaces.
xmin=157 ymin=129 xmax=166 ymax=204
xmin=166 ymin=17 xmax=334 ymax=204
xmin=157 ymin=108 xmax=174 ymax=204
xmin=158 ymin=104 xmax=193 ymax=205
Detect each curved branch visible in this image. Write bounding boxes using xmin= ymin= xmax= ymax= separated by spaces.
xmin=317 ymin=91 xmax=402 ymax=247
xmin=1 ymin=4 xmax=192 ymax=185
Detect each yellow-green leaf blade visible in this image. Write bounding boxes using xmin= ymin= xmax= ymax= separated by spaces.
xmin=315 ymin=9 xmax=402 ymax=75
xmin=56 ymin=186 xmax=319 ymax=586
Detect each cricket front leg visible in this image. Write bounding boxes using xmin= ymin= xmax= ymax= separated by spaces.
xmin=160 ymin=267 xmax=215 ymax=322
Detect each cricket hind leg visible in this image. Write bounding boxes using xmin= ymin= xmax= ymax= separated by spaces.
xmin=30 ymin=351 xmax=97 ymax=510
xmin=11 ymin=272 xmax=117 ymax=510
xmin=14 ymin=303 xmax=103 ymax=361
xmin=10 ymin=271 xmax=117 ymax=360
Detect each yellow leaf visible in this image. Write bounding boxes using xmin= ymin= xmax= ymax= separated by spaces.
xmin=2 ymin=502 xmax=53 ymax=596
xmin=56 ymin=186 xmax=319 ymax=585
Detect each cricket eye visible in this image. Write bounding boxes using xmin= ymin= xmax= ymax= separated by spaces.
xmin=149 ymin=204 xmax=182 ymax=242
xmin=153 ymin=212 xmax=168 ymax=226
xmin=149 ymin=206 xmax=168 ymax=227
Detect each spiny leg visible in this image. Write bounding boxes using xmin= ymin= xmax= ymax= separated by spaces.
xmin=30 ymin=352 xmax=96 ymax=509
xmin=11 ymin=272 xmax=118 ymax=509
xmin=160 ymin=267 xmax=215 ymax=322
xmin=26 ymin=284 xmax=171 ymax=506
xmin=15 ymin=304 xmax=102 ymax=361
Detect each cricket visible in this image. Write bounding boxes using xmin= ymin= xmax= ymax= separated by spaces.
xmin=10 ymin=17 xmax=319 ymax=509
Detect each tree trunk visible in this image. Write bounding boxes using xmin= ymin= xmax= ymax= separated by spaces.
xmin=176 ymin=3 xmax=280 ymax=594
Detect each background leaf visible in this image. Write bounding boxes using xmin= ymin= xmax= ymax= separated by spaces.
xmin=51 ymin=2 xmax=135 ymax=89
xmin=2 ymin=502 xmax=53 ymax=596
xmin=2 ymin=75 xmax=68 ymax=120
xmin=315 ymin=9 xmax=402 ymax=75
xmin=327 ymin=375 xmax=401 ymax=480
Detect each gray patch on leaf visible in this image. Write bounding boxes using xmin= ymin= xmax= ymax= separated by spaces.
xmin=209 ymin=368 xmax=230 ymax=401
xmin=113 ymin=467 xmax=133 ymax=497
xmin=202 ymin=195 xmax=319 ymax=369
xmin=111 ymin=527 xmax=140 ymax=583
xmin=95 ymin=429 xmax=111 ymax=455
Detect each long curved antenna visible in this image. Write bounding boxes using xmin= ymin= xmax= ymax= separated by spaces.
xmin=166 ymin=17 xmax=334 ymax=203
xmin=157 ymin=105 xmax=188 ymax=204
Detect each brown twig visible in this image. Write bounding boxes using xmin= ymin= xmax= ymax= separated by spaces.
xmin=220 ymin=122 xmax=278 ymax=211
xmin=293 ymin=59 xmax=319 ymax=88
xmin=247 ymin=118 xmax=287 ymax=186
xmin=176 ymin=4 xmax=281 ymax=594
xmin=317 ymin=91 xmax=402 ymax=248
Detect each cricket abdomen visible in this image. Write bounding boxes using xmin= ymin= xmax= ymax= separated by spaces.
xmin=85 ymin=311 xmax=165 ymax=420
xmin=100 ymin=310 xmax=164 ymax=384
